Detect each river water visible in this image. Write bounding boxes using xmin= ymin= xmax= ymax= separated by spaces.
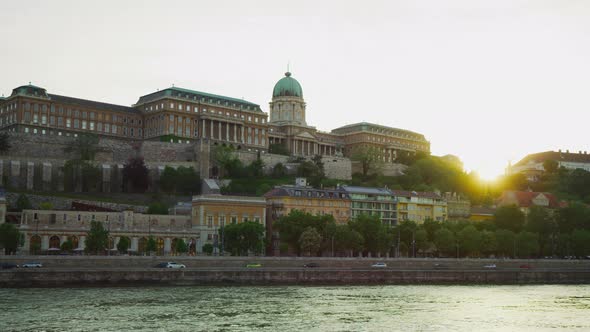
xmin=1 ymin=285 xmax=589 ymax=331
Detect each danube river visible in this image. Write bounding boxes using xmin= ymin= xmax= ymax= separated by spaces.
xmin=1 ymin=285 xmax=589 ymax=331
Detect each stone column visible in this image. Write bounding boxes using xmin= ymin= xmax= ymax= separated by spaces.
xmin=78 ymin=236 xmax=86 ymax=249
xmin=164 ymin=237 xmax=172 ymax=254
xmin=210 ymin=120 xmax=215 ymax=139
xmin=26 ymin=161 xmax=34 ymax=190
xmin=202 ymin=119 xmax=206 ymax=138
xmin=241 ymin=125 xmax=245 ymax=143
xmin=131 ymin=237 xmax=139 ymax=251
xmin=218 ymin=121 xmax=222 ymax=140
xmin=225 ymin=122 xmax=229 ymax=141
xmin=233 ymin=124 xmax=237 ymax=142
xmin=114 ymin=237 xmax=120 ymax=250
xmin=42 ymin=162 xmax=52 ymax=191
xmin=41 ymin=235 xmax=49 ymax=250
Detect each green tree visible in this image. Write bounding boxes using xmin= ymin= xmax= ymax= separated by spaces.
xmin=159 ymin=166 xmax=178 ymax=194
xmin=85 ymin=221 xmax=109 ymax=255
xmin=147 ymin=202 xmax=168 ymax=215
xmin=15 ymin=194 xmax=32 ymax=211
xmin=202 ymin=243 xmax=214 ymax=255
xmin=556 ymin=203 xmax=590 ymax=234
xmin=458 ymin=225 xmax=481 ymax=257
xmin=433 ymin=228 xmax=455 ymax=256
xmin=122 ymin=156 xmax=150 ymax=193
xmin=39 ymin=202 xmax=53 ymax=210
xmin=349 ymin=214 xmax=392 ymax=256
xmin=64 ymin=133 xmax=99 ymax=161
xmin=516 ymin=231 xmax=539 ymax=258
xmin=543 ymin=159 xmax=559 ymax=173
xmin=272 ymin=163 xmax=287 ymax=178
xmin=494 ymin=205 xmax=526 ymax=233
xmin=480 ymin=230 xmax=498 ymax=257
xmin=526 ymin=206 xmax=555 ymax=254
xmin=146 ymin=236 xmax=157 ymax=254
xmin=299 ymin=227 xmax=322 ymax=256
xmin=351 ymin=146 xmax=383 ymax=177
xmin=213 ymin=145 xmax=239 ymax=178
xmin=571 ymin=229 xmax=590 ymax=257
xmin=117 ymin=236 xmax=130 ymax=253
xmin=495 ymin=229 xmax=516 ymax=257
xmin=333 ymin=225 xmax=364 ymax=256
xmin=175 ymin=166 xmax=200 ymax=194
xmin=0 ymin=223 xmax=21 ymax=255
xmin=0 ymin=132 xmax=11 ymax=154
xmin=174 ymin=239 xmax=189 ymax=255
xmin=248 ymin=156 xmax=265 ymax=178
xmin=415 ymin=229 xmax=430 ymax=254
xmin=60 ymin=238 xmax=74 ymax=251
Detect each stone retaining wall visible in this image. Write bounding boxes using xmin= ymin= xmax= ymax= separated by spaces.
xmin=5 ymin=192 xmax=147 ymax=212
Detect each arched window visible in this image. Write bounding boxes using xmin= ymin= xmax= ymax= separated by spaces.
xmin=138 ymin=237 xmax=148 ymax=253
xmin=49 ymin=236 xmax=60 ymax=249
xmin=69 ymin=236 xmax=79 ymax=249
xmin=30 ymin=235 xmax=41 ymax=253
xmin=157 ymin=238 xmax=165 ymax=255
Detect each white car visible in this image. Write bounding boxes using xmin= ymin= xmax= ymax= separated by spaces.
xmin=483 ymin=264 xmax=497 ymax=269
xmin=21 ymin=262 xmax=43 ymax=268
xmin=371 ymin=262 xmax=387 ymax=268
xmin=163 ymin=262 xmax=186 ymax=269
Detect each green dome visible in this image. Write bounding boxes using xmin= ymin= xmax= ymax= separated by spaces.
xmin=273 ymin=72 xmax=303 ymax=98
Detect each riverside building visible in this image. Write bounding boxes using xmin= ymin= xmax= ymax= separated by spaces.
xmin=0 ymin=72 xmax=430 ymax=161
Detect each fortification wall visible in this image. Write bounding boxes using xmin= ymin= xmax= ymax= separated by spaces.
xmin=5 ymin=192 xmax=147 ymax=212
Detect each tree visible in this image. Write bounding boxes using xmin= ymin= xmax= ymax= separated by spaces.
xmin=495 ymin=229 xmax=516 ymax=257
xmin=147 ymin=202 xmax=169 ymax=215
xmin=0 ymin=223 xmax=20 ymax=255
xmin=60 ymin=238 xmax=74 ymax=251
xmin=516 ymin=231 xmax=539 ymax=258
xmin=543 ymin=160 xmax=559 ymax=173
xmin=15 ymin=194 xmax=32 ymax=211
xmin=0 ymin=132 xmax=11 ymax=154
xmin=175 ymin=166 xmax=200 ymax=194
xmin=494 ymin=205 xmax=525 ymax=233
xmin=122 ymin=156 xmax=150 ymax=193
xmin=351 ymin=146 xmax=383 ymax=177
xmin=248 ymin=156 xmax=265 ymax=177
xmin=526 ymin=206 xmax=555 ymax=254
xmin=85 ymin=221 xmax=109 ymax=254
xmin=39 ymin=202 xmax=53 ymax=210
xmin=433 ymin=228 xmax=455 ymax=256
xmin=159 ymin=166 xmax=178 ymax=194
xmin=333 ymin=225 xmax=364 ymax=256
xmin=174 ymin=239 xmax=189 ymax=255
xmin=146 ymin=236 xmax=157 ymax=254
xmin=64 ymin=133 xmax=99 ymax=161
xmin=458 ymin=225 xmax=481 ymax=257
xmin=349 ymin=214 xmax=392 ymax=256
xmin=213 ymin=145 xmax=239 ymax=178
xmin=202 ymin=243 xmax=214 ymax=255
xmin=480 ymin=230 xmax=498 ymax=257
xmin=571 ymin=229 xmax=590 ymax=257
xmin=117 ymin=236 xmax=130 ymax=253
xmin=272 ymin=163 xmax=287 ymax=178
xmin=556 ymin=203 xmax=590 ymax=234
xmin=299 ymin=227 xmax=322 ymax=256
xmin=415 ymin=229 xmax=430 ymax=254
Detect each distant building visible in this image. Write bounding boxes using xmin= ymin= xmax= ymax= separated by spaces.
xmin=264 ymin=184 xmax=351 ymax=225
xmin=391 ymin=190 xmax=447 ymax=223
xmin=443 ymin=192 xmax=471 ymax=219
xmin=496 ymin=190 xmax=561 ymax=215
xmin=509 ymin=150 xmax=590 ymax=181
xmin=191 ymin=194 xmax=267 ymax=252
xmin=469 ymin=206 xmax=496 ymax=222
xmin=341 ymin=186 xmax=397 ymax=226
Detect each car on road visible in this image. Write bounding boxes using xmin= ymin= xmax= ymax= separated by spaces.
xmin=0 ymin=263 xmax=19 ymax=269
xmin=154 ymin=262 xmax=186 ymax=269
xmin=519 ymin=264 xmax=532 ymax=269
xmin=246 ymin=263 xmax=262 ymax=268
xmin=21 ymin=262 xmax=43 ymax=268
xmin=303 ymin=263 xmax=319 ymax=268
xmin=371 ymin=262 xmax=387 ymax=268
xmin=483 ymin=264 xmax=497 ymax=269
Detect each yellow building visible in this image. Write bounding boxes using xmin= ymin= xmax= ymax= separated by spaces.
xmin=191 ymin=194 xmax=267 ymax=251
xmin=392 ymin=190 xmax=447 ymax=223
xmin=469 ymin=206 xmax=495 ymax=222
xmin=264 ymin=184 xmax=351 ymax=225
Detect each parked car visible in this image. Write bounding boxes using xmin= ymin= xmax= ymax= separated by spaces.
xmin=246 ymin=263 xmax=262 ymax=268
xmin=519 ymin=264 xmax=532 ymax=269
xmin=303 ymin=263 xmax=319 ymax=268
xmin=0 ymin=263 xmax=19 ymax=269
xmin=21 ymin=262 xmax=43 ymax=268
xmin=154 ymin=262 xmax=186 ymax=269
xmin=371 ymin=262 xmax=387 ymax=268
xmin=483 ymin=264 xmax=497 ymax=269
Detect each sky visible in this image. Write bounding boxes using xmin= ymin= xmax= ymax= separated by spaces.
xmin=0 ymin=0 xmax=588 ymax=180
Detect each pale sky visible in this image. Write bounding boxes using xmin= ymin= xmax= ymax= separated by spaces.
xmin=1 ymin=0 xmax=588 ymax=179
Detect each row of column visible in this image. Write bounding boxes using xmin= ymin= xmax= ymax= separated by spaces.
xmin=200 ymin=118 xmax=265 ymax=146
xmin=292 ymin=139 xmax=336 ymax=156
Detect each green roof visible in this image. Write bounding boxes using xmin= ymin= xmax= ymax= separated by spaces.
xmin=273 ymin=72 xmax=303 ymax=98
xmin=136 ymin=86 xmax=262 ymax=112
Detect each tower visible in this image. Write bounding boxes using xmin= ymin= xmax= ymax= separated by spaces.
xmin=269 ymin=72 xmax=307 ymax=126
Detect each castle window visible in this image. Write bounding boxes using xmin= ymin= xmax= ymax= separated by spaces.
xmin=66 ymin=119 xmax=71 ymax=128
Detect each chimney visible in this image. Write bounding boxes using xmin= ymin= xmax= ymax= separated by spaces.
xmin=558 ymin=149 xmax=562 ymax=153
xmin=566 ymin=150 xmax=569 ymax=153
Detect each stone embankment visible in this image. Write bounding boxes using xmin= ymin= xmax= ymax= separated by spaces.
xmin=1 ymin=257 xmax=589 ymax=287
